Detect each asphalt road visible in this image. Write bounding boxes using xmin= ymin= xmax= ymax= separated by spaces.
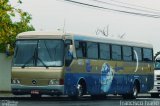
xmin=0 ymin=94 xmax=160 ymax=106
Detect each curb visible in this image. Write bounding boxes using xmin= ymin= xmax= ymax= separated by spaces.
xmin=0 ymin=91 xmax=13 ymax=97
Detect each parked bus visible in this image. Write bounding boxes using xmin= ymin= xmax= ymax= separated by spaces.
xmin=11 ymin=31 xmax=154 ymax=99
xmin=150 ymin=57 xmax=160 ymax=98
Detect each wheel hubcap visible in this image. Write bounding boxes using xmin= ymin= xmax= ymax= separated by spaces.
xmin=133 ymin=86 xmax=138 ymax=97
xmin=77 ymin=84 xmax=83 ymax=97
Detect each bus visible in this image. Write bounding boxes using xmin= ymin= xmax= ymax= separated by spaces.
xmin=11 ymin=31 xmax=154 ymax=99
xmin=150 ymin=57 xmax=160 ymax=98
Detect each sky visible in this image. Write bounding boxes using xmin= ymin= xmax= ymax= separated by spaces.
xmin=10 ymin=0 xmax=160 ymax=53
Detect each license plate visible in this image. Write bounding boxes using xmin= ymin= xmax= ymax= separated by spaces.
xmin=31 ymin=90 xmax=39 ymax=94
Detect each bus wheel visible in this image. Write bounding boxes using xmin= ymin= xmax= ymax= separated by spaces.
xmin=70 ymin=84 xmax=84 ymax=100
xmin=151 ymin=93 xmax=159 ymax=98
xmin=122 ymin=83 xmax=139 ymax=99
xmin=127 ymin=82 xmax=139 ymax=99
xmin=77 ymin=84 xmax=83 ymax=97
xmin=31 ymin=94 xmax=41 ymax=99
xmin=131 ymin=82 xmax=139 ymax=99
xmin=69 ymin=84 xmax=84 ymax=100
xmin=70 ymin=81 xmax=86 ymax=100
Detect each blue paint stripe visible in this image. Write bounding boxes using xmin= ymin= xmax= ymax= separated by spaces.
xmin=64 ymin=73 xmax=153 ymax=95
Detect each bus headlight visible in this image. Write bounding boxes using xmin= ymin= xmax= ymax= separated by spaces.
xmin=17 ymin=80 xmax=20 ymax=84
xmin=49 ymin=79 xmax=59 ymax=85
xmin=12 ymin=80 xmax=16 ymax=84
xmin=49 ymin=80 xmax=54 ymax=85
xmin=12 ymin=80 xmax=20 ymax=84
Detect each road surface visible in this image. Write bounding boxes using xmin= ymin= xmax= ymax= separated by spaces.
xmin=0 ymin=94 xmax=160 ymax=106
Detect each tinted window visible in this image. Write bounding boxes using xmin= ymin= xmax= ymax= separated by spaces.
xmin=13 ymin=40 xmax=64 ymax=67
xmin=133 ymin=47 xmax=142 ymax=61
xmin=123 ymin=46 xmax=132 ymax=61
xmin=99 ymin=43 xmax=110 ymax=60
xmin=13 ymin=40 xmax=37 ymax=67
xmin=112 ymin=45 xmax=122 ymax=60
xmin=75 ymin=41 xmax=86 ymax=58
xmin=37 ymin=40 xmax=64 ymax=67
xmin=143 ymin=48 xmax=153 ymax=61
xmin=87 ymin=42 xmax=98 ymax=59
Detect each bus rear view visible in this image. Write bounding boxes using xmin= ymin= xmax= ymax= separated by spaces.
xmin=11 ymin=31 xmax=66 ymax=97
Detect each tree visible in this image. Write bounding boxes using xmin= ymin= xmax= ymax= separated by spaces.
xmin=0 ymin=0 xmax=35 ymax=54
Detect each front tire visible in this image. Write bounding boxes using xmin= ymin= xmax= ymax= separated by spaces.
xmin=69 ymin=84 xmax=85 ymax=100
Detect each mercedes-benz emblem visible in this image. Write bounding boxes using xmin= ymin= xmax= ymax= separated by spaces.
xmin=32 ymin=80 xmax=37 ymax=85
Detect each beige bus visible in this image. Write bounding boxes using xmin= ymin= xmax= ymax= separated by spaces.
xmin=11 ymin=31 xmax=154 ymax=99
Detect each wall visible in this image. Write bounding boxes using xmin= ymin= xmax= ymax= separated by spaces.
xmin=0 ymin=53 xmax=12 ymax=91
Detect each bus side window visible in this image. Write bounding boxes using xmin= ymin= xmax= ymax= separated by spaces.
xmin=86 ymin=42 xmax=98 ymax=59
xmin=122 ymin=46 xmax=132 ymax=61
xmin=133 ymin=47 xmax=142 ymax=61
xmin=111 ymin=45 xmax=122 ymax=60
xmin=143 ymin=48 xmax=153 ymax=62
xmin=75 ymin=41 xmax=86 ymax=58
xmin=99 ymin=43 xmax=110 ymax=60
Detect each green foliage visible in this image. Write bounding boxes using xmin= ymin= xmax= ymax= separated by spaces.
xmin=0 ymin=0 xmax=35 ymax=54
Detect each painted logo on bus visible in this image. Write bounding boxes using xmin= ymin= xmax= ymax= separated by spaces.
xmin=134 ymin=50 xmax=139 ymax=72
xmin=86 ymin=60 xmax=92 ymax=72
xmin=101 ymin=63 xmax=114 ymax=93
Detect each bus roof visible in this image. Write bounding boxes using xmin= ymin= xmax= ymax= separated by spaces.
xmin=73 ymin=34 xmax=153 ymax=48
xmin=17 ymin=31 xmax=153 ymax=48
xmin=17 ymin=31 xmax=65 ymax=39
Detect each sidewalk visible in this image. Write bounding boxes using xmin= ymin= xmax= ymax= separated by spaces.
xmin=0 ymin=91 xmax=14 ymax=97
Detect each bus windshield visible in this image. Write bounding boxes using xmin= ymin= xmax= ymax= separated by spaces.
xmin=13 ymin=40 xmax=64 ymax=67
xmin=155 ymin=60 xmax=160 ymax=70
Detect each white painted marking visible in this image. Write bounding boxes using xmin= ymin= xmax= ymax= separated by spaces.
xmin=134 ymin=50 xmax=139 ymax=72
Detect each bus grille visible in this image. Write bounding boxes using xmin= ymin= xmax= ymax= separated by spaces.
xmin=157 ymin=75 xmax=160 ymax=77
xmin=157 ymin=87 xmax=160 ymax=92
xmin=156 ymin=75 xmax=160 ymax=80
xmin=157 ymin=78 xmax=160 ymax=80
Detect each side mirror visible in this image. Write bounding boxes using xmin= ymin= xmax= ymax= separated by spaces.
xmin=5 ymin=44 xmax=10 ymax=56
xmin=65 ymin=40 xmax=73 ymax=67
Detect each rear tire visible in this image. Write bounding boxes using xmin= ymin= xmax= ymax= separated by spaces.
xmin=131 ymin=83 xmax=138 ymax=99
xmin=123 ymin=83 xmax=139 ymax=99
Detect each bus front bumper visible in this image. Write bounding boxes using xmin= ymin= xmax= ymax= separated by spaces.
xmin=11 ymin=84 xmax=64 ymax=95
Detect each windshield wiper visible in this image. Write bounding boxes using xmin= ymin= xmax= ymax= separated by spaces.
xmin=21 ymin=50 xmax=48 ymax=69
xmin=37 ymin=56 xmax=49 ymax=69
xmin=14 ymin=46 xmax=18 ymax=58
xmin=21 ymin=48 xmax=36 ymax=68
xmin=44 ymin=41 xmax=53 ymax=60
